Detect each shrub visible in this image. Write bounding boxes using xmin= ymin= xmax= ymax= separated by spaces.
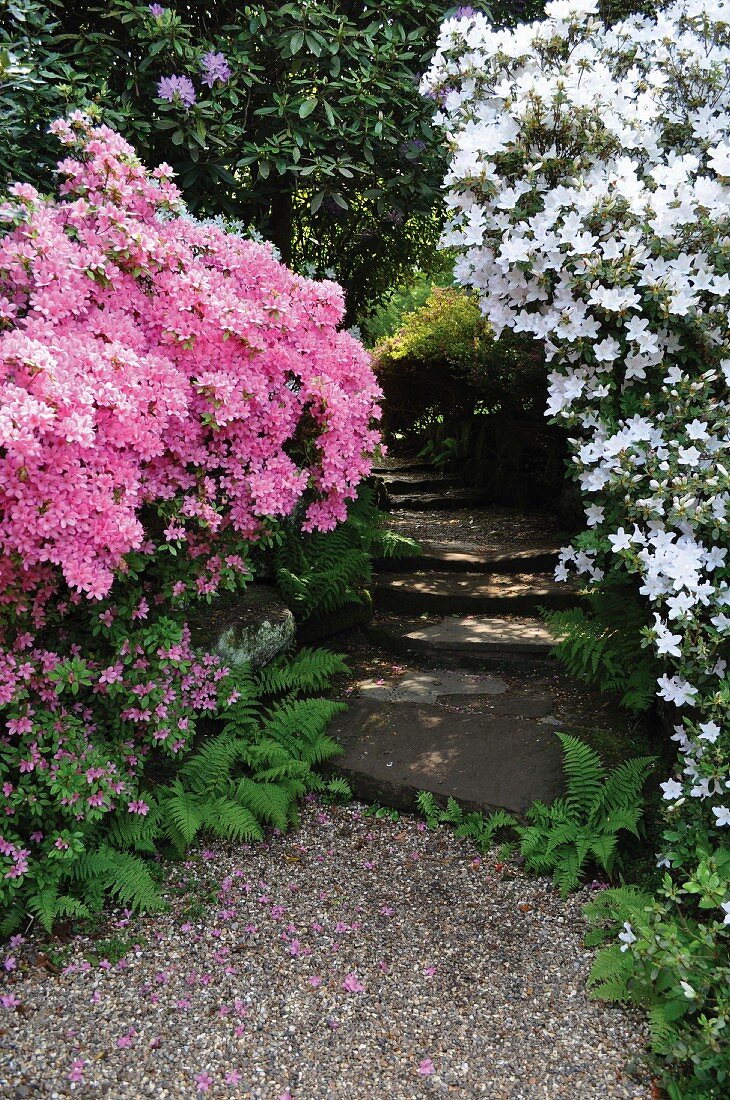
xmin=424 ymin=0 xmax=729 ymax=1090
xmin=373 ymin=285 xmax=547 ymax=432
xmin=0 ymin=116 xmax=381 ymax=931
xmin=544 ymin=584 xmax=662 ymax=713
xmin=273 ymin=482 xmax=420 ymax=624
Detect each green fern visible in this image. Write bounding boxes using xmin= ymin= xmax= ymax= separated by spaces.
xmin=518 ymin=734 xmax=655 ymax=896
xmin=544 ymin=585 xmax=660 ymax=712
xmin=273 ymin=482 xmax=419 ymax=622
xmin=69 ymin=846 xmax=164 ymax=917
xmin=415 ymin=790 xmax=518 ymax=851
xmin=256 ymin=648 xmax=349 ymax=696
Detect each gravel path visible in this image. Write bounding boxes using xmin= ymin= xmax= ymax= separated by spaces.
xmin=1 ymin=802 xmax=652 ymax=1100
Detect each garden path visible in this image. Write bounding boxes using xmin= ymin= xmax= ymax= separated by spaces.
xmin=330 ymin=457 xmax=641 ymax=817
xmin=0 ymin=459 xmax=655 ymax=1100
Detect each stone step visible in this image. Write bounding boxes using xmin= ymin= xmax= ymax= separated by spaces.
xmin=369 ymin=614 xmax=560 ymax=660
xmin=389 ymin=490 xmax=486 ymax=512
xmin=371 ymin=460 xmax=434 ymax=475
xmin=327 ymin=699 xmax=566 ymax=816
xmin=377 ymin=474 xmax=462 ymax=494
xmin=373 ymin=544 xmax=559 ymax=575
xmin=374 ymin=571 xmax=580 ymax=616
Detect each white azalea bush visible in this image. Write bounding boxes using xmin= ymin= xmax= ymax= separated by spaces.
xmin=424 ymin=0 xmax=729 ymax=1091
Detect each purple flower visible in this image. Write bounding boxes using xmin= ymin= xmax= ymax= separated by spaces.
xmin=148 ymin=3 xmax=165 ymax=16
xmin=454 ymin=5 xmax=477 ymax=17
xmin=200 ymin=51 xmax=231 ymax=88
xmin=157 ymin=75 xmax=197 ymax=109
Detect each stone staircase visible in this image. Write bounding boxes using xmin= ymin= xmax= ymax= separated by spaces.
xmin=326 ymin=456 xmax=625 ymax=818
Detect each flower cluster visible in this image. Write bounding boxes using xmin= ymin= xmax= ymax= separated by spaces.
xmin=0 ymin=114 xmax=381 ymax=610
xmin=200 ymin=51 xmax=231 ymax=88
xmin=157 ymin=74 xmax=197 ymax=109
xmin=423 ymin=0 xmax=728 ymax=825
xmin=423 ymin=1 xmax=729 ymax=1082
xmin=0 ymin=115 xmax=380 ymax=915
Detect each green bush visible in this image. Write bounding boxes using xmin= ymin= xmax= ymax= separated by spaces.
xmin=2 ymin=647 xmax=348 ymax=935
xmin=272 ymin=483 xmax=420 ymax=624
xmin=373 ymin=285 xmax=548 ymax=433
xmin=544 ymin=583 xmax=663 ymax=713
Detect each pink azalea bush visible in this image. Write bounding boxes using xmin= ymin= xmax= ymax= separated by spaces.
xmin=0 ymin=114 xmax=381 ymax=929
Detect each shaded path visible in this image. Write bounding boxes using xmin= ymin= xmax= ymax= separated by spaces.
xmin=330 ymin=457 xmax=642 ymax=817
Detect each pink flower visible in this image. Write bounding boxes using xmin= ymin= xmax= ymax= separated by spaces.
xmin=195 ymin=1071 xmax=214 ymax=1092
xmin=418 ymin=1058 xmax=435 ymax=1076
xmin=341 ymin=974 xmax=365 ymax=993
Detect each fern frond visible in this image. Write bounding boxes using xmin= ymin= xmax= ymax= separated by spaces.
xmin=201 ymin=796 xmax=264 ymax=844
xmin=256 ymin=648 xmax=349 ymax=697
xmin=160 ymin=782 xmax=205 ymax=849
xmin=235 ymin=777 xmax=291 ymax=830
xmin=591 ymin=755 xmax=655 ymax=827
xmin=556 ymin=732 xmax=605 ymax=819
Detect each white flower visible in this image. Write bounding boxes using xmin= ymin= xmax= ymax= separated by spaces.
xmin=653 ymin=616 xmax=683 ymax=658
xmin=660 ymin=778 xmax=684 ymax=801
xmin=679 ymin=980 xmax=697 ymax=1000
xmin=686 ymin=419 xmax=709 ymax=441
xmin=722 ymin=901 xmax=730 ymax=926
xmin=698 ymin=722 xmax=721 ymax=744
xmin=657 ymin=675 xmax=699 ymax=707
xmin=593 ymin=337 xmax=621 ymax=362
xmin=712 ymin=806 xmax=730 ymax=827
xmin=608 ymin=527 xmax=632 ymax=552
xmin=618 ymin=921 xmax=637 ymax=952
xmin=708 ymin=141 xmax=730 ymax=177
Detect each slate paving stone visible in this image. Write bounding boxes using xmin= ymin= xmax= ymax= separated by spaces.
xmin=328 ymin=701 xmax=566 ymax=815
xmin=373 ymin=544 xmax=559 ymax=574
xmin=356 ymin=669 xmax=509 ymax=702
xmin=398 ymin=614 xmax=559 ymax=654
xmin=375 ymin=571 xmax=579 ymax=615
xmin=388 ymin=490 xmax=487 ymax=512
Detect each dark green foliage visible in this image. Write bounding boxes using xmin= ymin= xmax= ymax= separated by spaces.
xmin=1 ymin=0 xmax=456 ymax=319
xmin=373 ymin=286 xmax=548 ymax=435
xmin=416 ymin=791 xmax=517 ymax=851
xmin=544 ymin=585 xmax=661 ymax=712
xmin=1 ymin=648 xmax=347 ymax=933
xmin=273 ymin=483 xmax=419 ymax=622
xmin=518 ymin=733 xmax=655 ymax=896
xmin=583 ymin=879 xmax=730 ymax=1096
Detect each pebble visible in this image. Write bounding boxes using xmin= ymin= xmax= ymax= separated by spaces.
xmin=0 ymin=802 xmax=652 ymax=1099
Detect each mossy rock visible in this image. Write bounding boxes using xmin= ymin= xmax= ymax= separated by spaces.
xmin=189 ymin=584 xmax=295 ymax=671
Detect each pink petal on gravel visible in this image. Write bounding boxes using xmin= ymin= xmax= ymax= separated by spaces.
xmin=418 ymin=1058 xmax=435 ymax=1076
xmin=342 ymin=974 xmax=365 ymax=993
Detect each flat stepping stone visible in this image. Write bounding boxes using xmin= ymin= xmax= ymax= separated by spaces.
xmin=367 ymin=616 xmax=559 ymax=671
xmin=389 ymin=490 xmax=485 ymax=512
xmin=374 ymin=543 xmax=559 ymax=575
xmin=386 ymin=490 xmax=483 ymax=510
xmin=356 ymin=669 xmax=509 ymax=703
xmin=377 ymin=474 xmax=462 ymax=494
xmin=328 ymin=700 xmax=565 ymax=815
xmin=375 ymin=572 xmax=580 ymax=615
xmin=371 ymin=460 xmax=433 ymax=474
xmin=402 ymin=615 xmax=559 ymax=654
